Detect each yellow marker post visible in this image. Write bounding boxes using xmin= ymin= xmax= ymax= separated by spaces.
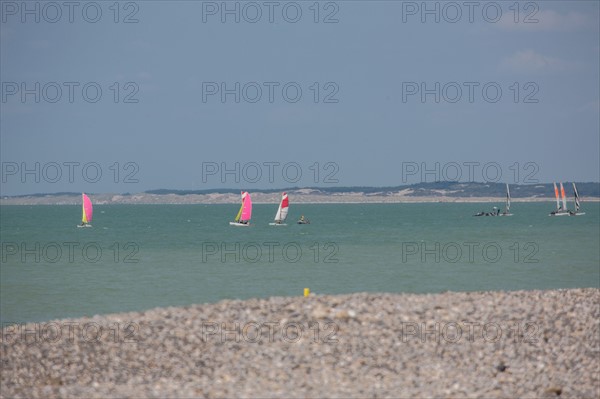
xmin=304 ymin=288 xmax=310 ymax=297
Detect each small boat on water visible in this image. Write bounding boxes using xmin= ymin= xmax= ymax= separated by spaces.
xmin=77 ymin=193 xmax=93 ymax=227
xmin=473 ymin=207 xmax=500 ymax=217
xmin=569 ymin=182 xmax=585 ymax=216
xmin=499 ymin=184 xmax=513 ymax=216
xmin=230 ymin=191 xmax=252 ymax=226
xmin=269 ymin=192 xmax=289 ymax=226
xmin=549 ymin=182 xmax=570 ymax=216
xmin=474 ymin=184 xmax=512 ymax=217
xmin=297 ymin=215 xmax=310 ymax=224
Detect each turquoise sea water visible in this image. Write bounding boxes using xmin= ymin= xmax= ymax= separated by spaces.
xmin=1 ymin=202 xmax=599 ymax=323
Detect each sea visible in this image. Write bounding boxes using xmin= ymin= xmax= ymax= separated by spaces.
xmin=1 ymin=202 xmax=599 ymax=324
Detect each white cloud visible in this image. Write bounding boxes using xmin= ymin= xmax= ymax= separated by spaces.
xmin=496 ymin=10 xmax=595 ymax=32
xmin=500 ymin=50 xmax=573 ymax=73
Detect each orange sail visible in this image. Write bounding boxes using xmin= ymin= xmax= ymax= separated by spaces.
xmin=560 ymin=183 xmax=567 ymax=211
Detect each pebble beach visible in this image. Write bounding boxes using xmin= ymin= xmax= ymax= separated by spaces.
xmin=2 ymin=288 xmax=599 ymax=398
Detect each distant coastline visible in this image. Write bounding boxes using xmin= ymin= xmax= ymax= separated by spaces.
xmin=2 ymin=193 xmax=600 ymax=206
xmin=1 ymin=182 xmax=599 ymax=205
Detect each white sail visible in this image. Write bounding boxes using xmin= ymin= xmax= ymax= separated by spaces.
xmin=274 ymin=192 xmax=289 ymax=223
xmin=274 ymin=204 xmax=283 ymax=221
xmin=505 ymin=184 xmax=511 ymax=213
xmin=573 ymin=182 xmax=581 ymax=212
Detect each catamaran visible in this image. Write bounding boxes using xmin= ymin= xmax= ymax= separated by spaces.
xmin=77 ymin=193 xmax=93 ymax=227
xmin=269 ymin=192 xmax=289 ymax=226
xmin=474 ymin=184 xmax=509 ymax=216
xmin=230 ymin=191 xmax=252 ymax=226
xmin=549 ymin=182 xmax=569 ymax=216
xmin=570 ymin=183 xmax=585 ymax=216
xmin=499 ymin=184 xmax=513 ymax=216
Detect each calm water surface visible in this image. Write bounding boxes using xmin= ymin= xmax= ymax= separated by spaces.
xmin=1 ymin=202 xmax=598 ymax=323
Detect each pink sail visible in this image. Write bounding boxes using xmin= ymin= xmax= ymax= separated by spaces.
xmin=82 ymin=193 xmax=93 ymax=223
xmin=241 ymin=192 xmax=252 ymax=221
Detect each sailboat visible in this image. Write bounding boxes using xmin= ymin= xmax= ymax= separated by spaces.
xmin=569 ymin=183 xmax=585 ymax=216
xmin=549 ymin=182 xmax=569 ymax=216
xmin=499 ymin=184 xmax=513 ymax=216
xmin=230 ymin=191 xmax=252 ymax=226
xmin=473 ymin=184 xmax=507 ymax=216
xmin=269 ymin=192 xmax=289 ymax=226
xmin=77 ymin=193 xmax=93 ymax=227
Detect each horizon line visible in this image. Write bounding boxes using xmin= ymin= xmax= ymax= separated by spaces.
xmin=3 ymin=181 xmax=600 ymax=198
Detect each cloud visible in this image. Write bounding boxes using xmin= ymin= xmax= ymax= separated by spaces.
xmin=500 ymin=50 xmax=573 ymax=73
xmin=496 ymin=10 xmax=595 ymax=32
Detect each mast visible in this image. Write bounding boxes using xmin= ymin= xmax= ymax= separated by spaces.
xmin=573 ymin=183 xmax=580 ymax=212
xmin=234 ymin=191 xmax=243 ymax=222
xmin=505 ymin=184 xmax=511 ymax=213
xmin=274 ymin=198 xmax=283 ymax=222
xmin=274 ymin=192 xmax=288 ymax=222
xmin=279 ymin=192 xmax=288 ymax=222
xmin=241 ymin=192 xmax=252 ymax=222
xmin=275 ymin=202 xmax=281 ymax=222
xmin=81 ymin=193 xmax=86 ymax=223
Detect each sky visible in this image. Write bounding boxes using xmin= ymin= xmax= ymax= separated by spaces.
xmin=1 ymin=0 xmax=599 ymax=195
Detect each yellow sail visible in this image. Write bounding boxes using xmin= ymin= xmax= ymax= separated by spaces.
xmin=81 ymin=201 xmax=88 ymax=223
xmin=234 ymin=203 xmax=243 ymax=222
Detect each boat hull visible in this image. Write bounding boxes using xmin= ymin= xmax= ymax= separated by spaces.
xmin=229 ymin=222 xmax=250 ymax=227
xmin=269 ymin=223 xmax=287 ymax=226
xmin=549 ymin=211 xmax=570 ymax=216
xmin=77 ymin=224 xmax=92 ymax=228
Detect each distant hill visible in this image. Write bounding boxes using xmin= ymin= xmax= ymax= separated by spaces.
xmin=144 ymin=182 xmax=600 ymax=198
xmin=4 ymin=182 xmax=599 ymax=199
